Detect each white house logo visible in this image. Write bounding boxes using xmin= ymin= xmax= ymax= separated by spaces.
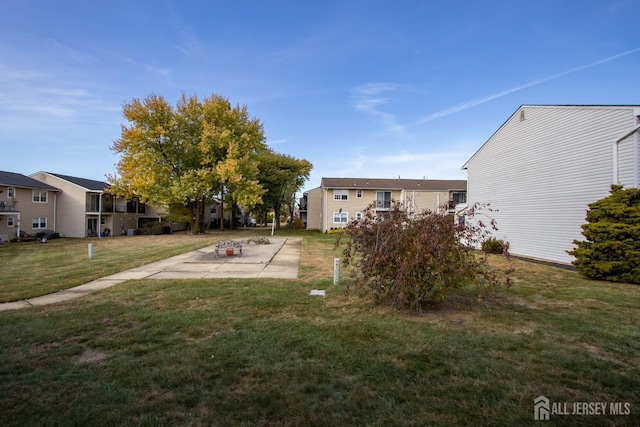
xmin=534 ymin=396 xmax=550 ymax=420
xmin=533 ymin=396 xmax=631 ymax=420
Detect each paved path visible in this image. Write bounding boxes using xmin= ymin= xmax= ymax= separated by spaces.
xmin=0 ymin=237 xmax=302 ymax=312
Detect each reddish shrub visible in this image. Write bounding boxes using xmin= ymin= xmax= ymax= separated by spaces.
xmin=337 ymin=202 xmax=512 ymax=311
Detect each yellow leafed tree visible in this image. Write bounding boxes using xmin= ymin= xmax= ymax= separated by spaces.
xmin=109 ymin=93 xmax=267 ymax=232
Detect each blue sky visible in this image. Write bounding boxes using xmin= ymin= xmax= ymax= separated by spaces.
xmin=1 ymin=1 xmax=639 ymax=194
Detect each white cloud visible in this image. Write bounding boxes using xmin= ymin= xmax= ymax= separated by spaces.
xmin=45 ymin=39 xmax=99 ymax=65
xmin=351 ymin=83 xmax=407 ymax=136
xmin=126 ymin=59 xmax=172 ymax=80
xmin=170 ymin=14 xmax=206 ymax=60
xmin=418 ymin=47 xmax=640 ymax=124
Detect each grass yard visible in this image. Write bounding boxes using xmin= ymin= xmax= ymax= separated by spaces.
xmin=0 ymin=229 xmax=278 ymax=302
xmin=0 ymin=231 xmax=639 ymax=426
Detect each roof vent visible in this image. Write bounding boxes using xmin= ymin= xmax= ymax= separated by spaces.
xmin=520 ymin=109 xmax=525 ymax=121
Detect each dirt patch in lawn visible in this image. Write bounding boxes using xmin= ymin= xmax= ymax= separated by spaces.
xmin=77 ymin=348 xmax=109 ymax=364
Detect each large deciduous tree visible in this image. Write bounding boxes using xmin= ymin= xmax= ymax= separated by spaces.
xmin=109 ymin=93 xmax=267 ymax=232
xmin=255 ymin=151 xmax=312 ymax=229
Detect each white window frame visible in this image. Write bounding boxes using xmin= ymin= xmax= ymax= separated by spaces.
xmin=355 ymin=212 xmax=363 ymax=221
xmin=32 ymin=190 xmax=48 ymax=203
xmin=333 ymin=189 xmax=348 ymax=201
xmin=333 ymin=211 xmax=348 ymax=223
xmin=7 ymin=217 xmax=14 ymax=226
xmin=356 ymin=189 xmax=363 ymax=198
xmin=7 ymin=187 xmax=15 ymax=199
xmin=32 ymin=217 xmax=47 ymax=229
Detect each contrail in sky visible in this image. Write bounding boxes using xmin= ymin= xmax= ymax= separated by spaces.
xmin=417 ymin=47 xmax=640 ymax=124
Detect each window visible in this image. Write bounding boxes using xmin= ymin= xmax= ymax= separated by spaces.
xmin=32 ymin=190 xmax=47 ymax=203
xmin=355 ymin=212 xmax=363 ymax=221
xmin=333 ymin=189 xmax=348 ymax=201
xmin=333 ymin=212 xmax=348 ymax=223
xmin=7 ymin=187 xmax=14 ymax=198
xmin=126 ymin=198 xmax=145 ymax=213
xmin=89 ymin=194 xmax=100 ymax=212
xmin=356 ymin=189 xmax=363 ymax=198
xmin=375 ymin=191 xmax=392 ymax=209
xmin=7 ymin=217 xmax=14 ymax=226
xmin=451 ymin=191 xmax=467 ymax=205
xmin=32 ymin=217 xmax=47 ymax=229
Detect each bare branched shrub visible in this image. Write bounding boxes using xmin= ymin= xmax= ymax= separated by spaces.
xmin=336 ymin=201 xmax=512 ymax=312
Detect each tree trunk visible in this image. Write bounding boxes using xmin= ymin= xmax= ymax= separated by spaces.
xmin=193 ymin=198 xmax=204 ymax=234
xmin=219 ymin=196 xmax=224 ymax=231
xmin=274 ymin=202 xmax=281 ymax=229
xmin=200 ymin=198 xmax=206 ymax=232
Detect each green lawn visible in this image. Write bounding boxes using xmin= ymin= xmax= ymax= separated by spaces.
xmin=0 ymin=231 xmax=639 ymax=426
xmin=0 ymin=230 xmax=278 ymax=303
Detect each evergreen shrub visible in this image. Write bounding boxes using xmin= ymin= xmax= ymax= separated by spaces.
xmin=482 ymin=237 xmax=505 ymax=254
xmin=568 ymin=185 xmax=640 ymax=283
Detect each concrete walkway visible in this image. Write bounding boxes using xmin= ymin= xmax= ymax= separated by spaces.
xmin=0 ymin=237 xmax=302 ymax=312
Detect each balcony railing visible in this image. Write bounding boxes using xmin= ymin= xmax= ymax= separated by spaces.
xmin=374 ymin=200 xmax=391 ymax=209
xmin=0 ymin=200 xmax=18 ymax=212
xmin=86 ymin=204 xmax=114 ymax=213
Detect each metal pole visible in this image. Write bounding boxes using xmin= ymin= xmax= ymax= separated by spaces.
xmin=88 ymin=243 xmax=94 ymax=260
xmin=333 ymin=258 xmax=340 ymax=285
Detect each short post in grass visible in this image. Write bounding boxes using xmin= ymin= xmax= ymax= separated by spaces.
xmin=88 ymin=243 xmax=94 ymax=260
xmin=334 ymin=258 xmax=340 ymax=285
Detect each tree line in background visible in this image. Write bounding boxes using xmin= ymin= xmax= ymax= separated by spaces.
xmin=108 ymin=93 xmax=311 ymax=232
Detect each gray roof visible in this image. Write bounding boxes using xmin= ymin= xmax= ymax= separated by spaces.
xmin=46 ymin=172 xmax=110 ymax=191
xmin=0 ymin=171 xmax=61 ymax=191
xmin=321 ymin=177 xmax=466 ymax=191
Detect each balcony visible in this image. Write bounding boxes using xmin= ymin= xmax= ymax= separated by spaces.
xmin=374 ymin=200 xmax=391 ymax=210
xmin=86 ymin=204 xmax=114 ymax=213
xmin=0 ymin=200 xmax=18 ymax=212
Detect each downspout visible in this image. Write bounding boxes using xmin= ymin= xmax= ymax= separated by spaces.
xmin=323 ymin=187 xmax=328 ymax=232
xmin=613 ymin=124 xmax=640 ymax=186
xmin=98 ymin=191 xmax=103 ymax=236
xmin=53 ymin=192 xmax=57 ymax=232
xmin=635 ymin=130 xmax=639 ymax=188
xmin=613 ymin=139 xmax=619 ymax=184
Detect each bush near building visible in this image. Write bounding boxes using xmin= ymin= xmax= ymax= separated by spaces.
xmin=338 ymin=202 xmax=512 ymax=311
xmin=569 ymin=185 xmax=640 ymax=283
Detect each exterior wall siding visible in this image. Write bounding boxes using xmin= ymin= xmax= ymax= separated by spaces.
xmin=23 ymin=187 xmax=57 ymax=231
xmin=305 ymin=187 xmax=322 ymax=230
xmin=314 ymin=183 xmax=462 ymax=232
xmin=617 ymin=132 xmax=637 ymax=187
xmin=465 ymin=105 xmax=639 ymax=264
xmin=31 ymin=172 xmax=87 ymax=238
xmin=408 ymin=190 xmax=450 ymax=213
xmin=322 ymin=188 xmax=403 ymax=231
xmin=0 ymin=187 xmax=54 ymax=239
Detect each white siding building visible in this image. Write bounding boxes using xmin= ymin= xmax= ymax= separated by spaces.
xmin=462 ymin=105 xmax=640 ymax=265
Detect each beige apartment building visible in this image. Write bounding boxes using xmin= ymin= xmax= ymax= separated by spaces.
xmin=300 ymin=177 xmax=467 ymax=232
